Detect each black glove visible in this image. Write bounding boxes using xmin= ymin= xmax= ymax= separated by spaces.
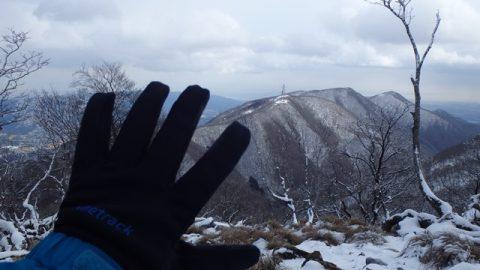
xmin=54 ymin=82 xmax=260 ymax=269
xmin=173 ymin=241 xmax=260 ymax=270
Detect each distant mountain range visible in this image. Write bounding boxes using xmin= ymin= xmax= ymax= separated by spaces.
xmin=1 ymin=89 xmax=477 ymax=138
xmin=162 ymin=92 xmax=242 ymax=125
xmin=369 ymin=91 xmax=480 ymax=155
xmin=423 ymin=101 xmax=480 ymax=124
xmin=179 ymin=88 xmax=480 ymax=220
xmin=1 ymin=87 xmax=478 ymax=221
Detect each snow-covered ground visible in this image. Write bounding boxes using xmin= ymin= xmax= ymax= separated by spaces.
xmin=184 ymin=217 xmax=480 ymax=270
xmin=275 ymin=236 xmax=479 ymax=270
xmin=277 ymin=237 xmax=418 ymax=269
xmin=2 ymin=215 xmax=480 ymax=269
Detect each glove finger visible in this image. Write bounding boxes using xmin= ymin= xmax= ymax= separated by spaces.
xmin=72 ymin=92 xmax=114 ymax=177
xmin=173 ymin=241 xmax=260 ymax=270
xmin=109 ymin=82 xmax=169 ymax=167
xmin=145 ymin=85 xmax=209 ymax=183
xmin=171 ymin=122 xmax=250 ymax=222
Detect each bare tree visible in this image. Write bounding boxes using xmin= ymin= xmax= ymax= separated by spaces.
xmin=294 ymin=127 xmax=331 ymax=224
xmin=33 ymin=89 xmax=88 ymax=147
xmin=370 ymin=0 xmax=451 ymax=216
xmin=0 ymin=30 xmax=48 ymax=131
xmin=465 ymin=168 xmax=480 ymax=226
xmin=370 ymin=1 xmax=480 ymax=238
xmin=33 ymin=61 xmax=142 ymax=147
xmin=71 ymin=61 xmax=135 ymax=94
xmin=269 ymin=172 xmax=298 ymax=225
xmin=0 ymin=148 xmax=66 ymax=259
xmin=334 ymin=107 xmax=413 ymax=224
xmin=469 ymin=150 xmax=480 ymax=197
xmin=71 ymin=61 xmax=137 ymax=136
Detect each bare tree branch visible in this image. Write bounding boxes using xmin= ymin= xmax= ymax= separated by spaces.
xmin=0 ymin=30 xmax=48 ymax=130
xmin=370 ymin=0 xmax=450 ymax=216
xmin=70 ymin=61 xmax=137 ymax=137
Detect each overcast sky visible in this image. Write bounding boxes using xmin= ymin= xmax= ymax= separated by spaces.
xmin=1 ymin=0 xmax=479 ymax=101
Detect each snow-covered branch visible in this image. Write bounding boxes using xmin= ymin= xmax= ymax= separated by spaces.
xmin=270 ymin=175 xmax=298 ymax=225
xmin=0 ymin=151 xmax=59 ymax=259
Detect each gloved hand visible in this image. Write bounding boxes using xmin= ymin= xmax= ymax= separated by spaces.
xmin=173 ymin=241 xmax=261 ymax=270
xmin=54 ymin=82 xmax=260 ymax=269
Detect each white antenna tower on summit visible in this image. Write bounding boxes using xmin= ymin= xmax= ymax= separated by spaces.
xmin=282 ymin=84 xmax=286 ymax=95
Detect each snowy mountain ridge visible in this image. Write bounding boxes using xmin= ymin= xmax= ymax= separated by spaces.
xmin=193 ymin=87 xmax=479 ymax=177
xmin=181 ymin=88 xmax=480 ymax=222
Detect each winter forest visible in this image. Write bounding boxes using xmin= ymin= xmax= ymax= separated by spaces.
xmin=1 ymin=0 xmax=480 ymax=269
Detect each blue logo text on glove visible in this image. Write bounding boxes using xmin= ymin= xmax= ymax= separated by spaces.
xmin=75 ymin=206 xmax=134 ymax=236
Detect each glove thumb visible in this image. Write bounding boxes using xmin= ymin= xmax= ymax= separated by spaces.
xmin=173 ymin=240 xmax=260 ymax=270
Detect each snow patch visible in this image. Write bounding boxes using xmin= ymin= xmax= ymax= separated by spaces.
xmin=273 ymin=95 xmax=289 ymax=105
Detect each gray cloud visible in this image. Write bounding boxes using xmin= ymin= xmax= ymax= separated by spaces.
xmin=0 ymin=0 xmax=478 ymax=101
xmin=33 ymin=0 xmax=119 ymax=22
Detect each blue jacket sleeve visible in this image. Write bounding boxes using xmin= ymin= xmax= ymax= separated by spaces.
xmin=0 ymin=233 xmax=122 ymax=270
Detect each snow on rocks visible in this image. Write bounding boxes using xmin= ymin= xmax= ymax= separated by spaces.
xmin=182 ymin=233 xmax=204 ymax=245
xmin=464 ymin=194 xmax=480 ymax=226
xmin=184 ymin=217 xmax=480 ymax=269
xmin=449 ymin=262 xmax=480 ymax=270
xmin=365 ymin=257 xmax=388 ymax=266
xmin=193 ymin=217 xmax=214 ymax=227
xmin=253 ymin=238 xmax=269 ymax=254
xmin=287 ymin=238 xmax=420 ymax=270
xmin=0 ymin=219 xmax=25 ymax=250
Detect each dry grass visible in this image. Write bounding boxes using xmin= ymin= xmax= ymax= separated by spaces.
xmin=321 ymin=215 xmax=342 ymax=224
xmin=291 ymin=220 xmax=308 ymax=230
xmin=347 ymin=231 xmax=386 ymax=246
xmin=346 ymin=218 xmax=368 ymax=226
xmin=270 ymin=227 xmax=304 ymax=246
xmin=266 ymin=220 xmax=284 ymax=231
xmin=316 ymin=216 xmax=386 ymax=245
xmin=250 ymin=255 xmax=285 ymax=270
xmin=266 ymin=239 xmax=287 ymax=250
xmin=194 ymin=233 xmax=218 ymax=245
xmin=186 ymin=217 xmax=384 ymax=253
xmin=301 ymin=225 xmax=341 ymax=246
xmin=321 ymin=218 xmax=369 ymax=238
xmin=217 ymin=226 xmax=271 ymax=245
xmin=316 ymin=231 xmax=342 ymax=246
xmin=403 ymin=232 xmax=480 ymax=268
xmin=343 ymin=226 xmax=370 ymax=240
xmin=198 ymin=222 xmax=306 ymax=250
xmin=185 ymin=225 xmax=205 ymax=235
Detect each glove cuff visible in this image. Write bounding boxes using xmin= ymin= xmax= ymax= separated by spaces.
xmin=55 ymin=207 xmax=173 ymax=270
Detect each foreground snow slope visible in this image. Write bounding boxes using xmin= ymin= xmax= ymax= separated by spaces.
xmin=276 ymin=237 xmax=479 ymax=270
xmin=185 ymin=217 xmax=480 ymax=270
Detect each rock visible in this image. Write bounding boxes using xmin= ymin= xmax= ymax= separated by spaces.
xmin=348 ymin=231 xmax=386 ymax=246
xmin=366 ymin=257 xmax=388 ymax=266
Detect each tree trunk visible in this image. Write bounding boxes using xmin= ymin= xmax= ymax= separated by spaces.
xmin=411 ymin=79 xmax=452 ymax=216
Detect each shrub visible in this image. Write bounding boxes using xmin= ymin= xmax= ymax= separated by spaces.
xmin=320 ymin=217 xmax=371 ymax=241
xmin=220 ymin=227 xmax=270 ymax=245
xmin=301 ymin=225 xmax=342 ymax=246
xmin=403 ymin=232 xmax=480 ymax=268
xmin=347 ymin=231 xmax=386 ymax=246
